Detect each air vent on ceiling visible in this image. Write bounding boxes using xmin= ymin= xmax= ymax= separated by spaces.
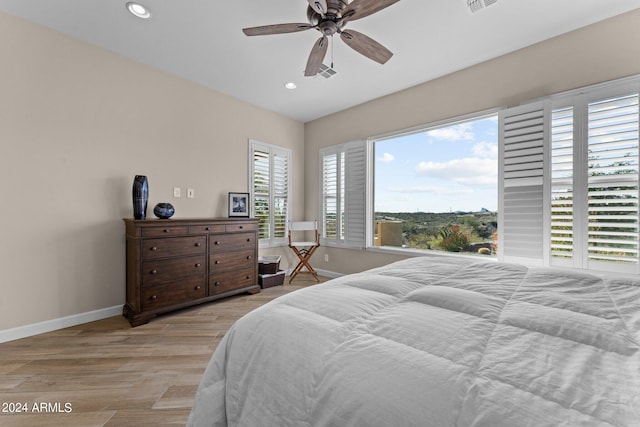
xmin=317 ymin=64 xmax=338 ymax=79
xmin=467 ymin=0 xmax=498 ymax=13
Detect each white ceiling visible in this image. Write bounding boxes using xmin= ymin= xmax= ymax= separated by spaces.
xmin=1 ymin=1 xmax=639 ymax=122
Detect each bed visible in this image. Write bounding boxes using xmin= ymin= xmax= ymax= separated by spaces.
xmin=188 ymin=256 xmax=640 ymax=426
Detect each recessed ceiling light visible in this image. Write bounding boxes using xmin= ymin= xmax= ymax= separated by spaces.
xmin=127 ymin=2 xmax=151 ymax=19
xmin=285 ymin=82 xmax=297 ymax=90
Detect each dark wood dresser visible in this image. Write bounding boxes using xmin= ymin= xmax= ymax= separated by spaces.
xmin=123 ymin=218 xmax=260 ymax=326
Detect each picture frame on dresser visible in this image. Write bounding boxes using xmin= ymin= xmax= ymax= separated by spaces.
xmin=228 ymin=192 xmax=250 ymax=217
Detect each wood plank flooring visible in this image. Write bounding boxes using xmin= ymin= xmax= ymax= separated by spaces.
xmin=0 ymin=276 xmax=326 ymax=426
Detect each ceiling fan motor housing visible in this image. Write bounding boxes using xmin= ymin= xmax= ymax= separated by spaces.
xmin=307 ymin=0 xmax=349 ymax=26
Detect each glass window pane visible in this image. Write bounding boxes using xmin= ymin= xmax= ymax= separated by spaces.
xmin=373 ymin=115 xmax=498 ymax=256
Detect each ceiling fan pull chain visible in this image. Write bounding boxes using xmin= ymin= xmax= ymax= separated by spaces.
xmin=331 ymin=34 xmax=334 ymax=69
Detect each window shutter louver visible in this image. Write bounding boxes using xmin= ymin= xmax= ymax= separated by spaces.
xmin=253 ymin=148 xmax=271 ymax=239
xmin=550 ymin=106 xmax=575 ymax=264
xmin=499 ymin=102 xmax=549 ymax=264
xmin=585 ymin=93 xmax=639 ymax=269
xmin=322 ymin=152 xmax=338 ymax=240
xmin=249 ymin=140 xmax=291 ymax=246
xmin=344 ymin=141 xmax=367 ymax=248
xmin=320 ymin=141 xmax=367 ymax=248
xmin=272 ymin=149 xmax=289 ymax=239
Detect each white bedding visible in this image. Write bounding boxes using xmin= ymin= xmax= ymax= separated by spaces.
xmin=188 ymin=257 xmax=640 ymax=426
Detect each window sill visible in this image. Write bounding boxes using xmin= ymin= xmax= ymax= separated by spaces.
xmin=258 ymin=241 xmax=288 ymax=249
xmin=366 ymin=245 xmax=498 ymax=262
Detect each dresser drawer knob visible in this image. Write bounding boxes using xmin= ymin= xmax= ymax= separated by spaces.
xmin=150 ymin=295 xmax=157 ymax=301
xmin=195 ymin=285 xmax=201 ymax=290
xmin=150 ymin=269 xmax=158 ymax=275
xmin=214 ymin=281 xmax=221 ymax=286
xmin=215 ymin=260 xmax=220 ymax=264
xmin=205 ymin=227 xmax=210 ymax=231
xmin=246 ymin=275 xmax=250 ymax=279
xmin=195 ymin=242 xmax=201 ymax=247
xmin=246 ymin=238 xmax=251 ymax=242
xmin=239 ymin=225 xmax=244 ymax=229
xmin=195 ymin=263 xmax=201 ymax=267
xmin=150 ymin=246 xmax=157 ymax=251
xmin=163 ymin=229 xmax=170 ymax=233
xmin=246 ymin=255 xmax=252 ymax=260
xmin=214 ymin=241 xmax=220 ymax=245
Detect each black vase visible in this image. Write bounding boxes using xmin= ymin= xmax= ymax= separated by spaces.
xmin=132 ymin=175 xmax=149 ymax=219
xmin=154 ymin=202 xmax=175 ymax=219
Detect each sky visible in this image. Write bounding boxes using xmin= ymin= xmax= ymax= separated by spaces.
xmin=374 ymin=115 xmax=499 ymax=213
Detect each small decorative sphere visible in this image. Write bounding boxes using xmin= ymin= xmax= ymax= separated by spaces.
xmin=153 ymin=202 xmax=175 ymax=219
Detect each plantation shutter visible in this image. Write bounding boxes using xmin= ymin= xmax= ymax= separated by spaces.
xmin=319 ymin=140 xmax=366 ymax=247
xmin=550 ymin=106 xmax=575 ymax=265
xmin=585 ymin=93 xmax=640 ymax=270
xmin=252 ymin=147 xmax=271 ymax=239
xmin=499 ymin=102 xmax=550 ymax=264
xmin=249 ymin=140 xmax=291 ymax=246
xmin=272 ymin=147 xmax=289 ymax=240
xmin=321 ymin=151 xmax=338 ymax=240
xmin=343 ymin=141 xmax=367 ymax=248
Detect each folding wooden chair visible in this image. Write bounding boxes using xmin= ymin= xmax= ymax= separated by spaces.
xmin=288 ymin=221 xmax=320 ymax=283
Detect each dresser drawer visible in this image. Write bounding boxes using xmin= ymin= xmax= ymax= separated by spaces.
xmin=142 ymin=255 xmax=206 ymax=285
xmin=189 ymin=224 xmax=225 ymax=234
xmin=141 ymin=226 xmax=189 ymax=238
xmin=226 ymin=222 xmax=258 ymax=233
xmin=142 ymin=236 xmax=206 ymax=260
xmin=209 ymin=267 xmax=255 ymax=295
xmin=210 ymin=232 xmax=256 ymax=253
xmin=142 ymin=277 xmax=206 ymax=311
xmin=209 ymin=250 xmax=255 ymax=273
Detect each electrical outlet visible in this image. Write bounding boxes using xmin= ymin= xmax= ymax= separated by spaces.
xmin=187 ymin=188 xmax=195 ymax=198
xmin=324 ymin=254 xmax=329 ymax=262
xmin=173 ymin=187 xmax=181 ymax=198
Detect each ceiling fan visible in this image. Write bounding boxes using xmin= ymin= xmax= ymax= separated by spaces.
xmin=242 ymin=0 xmax=401 ymax=77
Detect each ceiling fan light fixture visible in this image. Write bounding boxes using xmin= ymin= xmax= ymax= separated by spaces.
xmin=317 ymin=64 xmax=338 ymax=79
xmin=285 ymin=82 xmax=297 ymax=89
xmin=126 ymin=2 xmax=151 ymax=19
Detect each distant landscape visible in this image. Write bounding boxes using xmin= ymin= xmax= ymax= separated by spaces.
xmin=375 ymin=210 xmax=498 ymax=255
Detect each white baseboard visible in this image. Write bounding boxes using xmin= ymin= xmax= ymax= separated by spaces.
xmin=284 ymin=268 xmax=342 ymax=280
xmin=313 ymin=268 xmax=342 ymax=279
xmin=0 ymin=305 xmax=123 ymax=344
xmin=1 ymin=271 xmax=343 ymax=344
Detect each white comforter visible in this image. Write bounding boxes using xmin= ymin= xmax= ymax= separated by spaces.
xmin=188 ymin=257 xmax=640 ymax=426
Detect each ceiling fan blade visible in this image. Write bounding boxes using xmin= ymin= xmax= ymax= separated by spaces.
xmin=342 ymin=0 xmax=400 ymax=22
xmin=307 ymin=0 xmax=327 ymax=15
xmin=340 ymin=30 xmax=393 ymax=64
xmin=304 ymin=36 xmax=329 ymax=76
xmin=242 ymin=23 xmax=313 ymax=36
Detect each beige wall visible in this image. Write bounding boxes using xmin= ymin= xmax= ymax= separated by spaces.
xmin=0 ymin=12 xmax=304 ymax=331
xmin=304 ymin=9 xmax=640 ymax=275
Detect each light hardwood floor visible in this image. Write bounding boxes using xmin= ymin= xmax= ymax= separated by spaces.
xmin=0 ymin=276 xmax=326 ymax=427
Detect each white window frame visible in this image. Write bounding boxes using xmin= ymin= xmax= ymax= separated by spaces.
xmin=248 ymin=139 xmax=292 ymax=248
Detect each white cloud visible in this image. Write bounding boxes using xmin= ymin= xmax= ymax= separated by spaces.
xmin=472 ymin=141 xmax=498 ymax=159
xmin=426 ymin=123 xmax=474 ymax=141
xmin=377 ymin=152 xmax=395 ymax=162
xmin=385 ymin=185 xmax=473 ymax=196
xmin=415 ymin=157 xmax=497 ymax=186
